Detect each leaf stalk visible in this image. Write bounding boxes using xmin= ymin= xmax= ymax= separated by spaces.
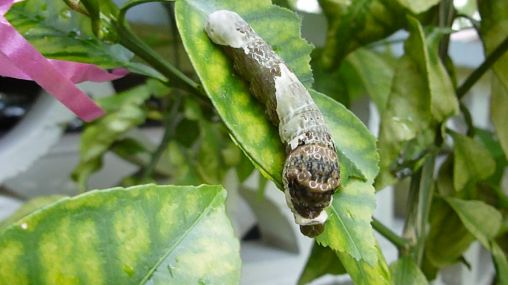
xmin=457 ymin=36 xmax=508 ymax=99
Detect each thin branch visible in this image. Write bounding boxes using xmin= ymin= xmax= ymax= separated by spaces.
xmin=438 ymin=0 xmax=455 ymax=61
xmin=459 ymin=102 xmax=475 ymax=137
xmin=0 ymin=186 xmax=28 ymax=201
xmin=457 ymin=35 xmax=508 ymax=99
xmin=402 ymin=155 xmax=436 ymax=264
xmin=413 ymin=155 xmax=435 ymax=265
xmin=117 ymin=0 xmax=202 ymax=94
xmin=140 ymin=97 xmax=183 ymax=181
xmin=371 ymin=218 xmax=410 ymax=251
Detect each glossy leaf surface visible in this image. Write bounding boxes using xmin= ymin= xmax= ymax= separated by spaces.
xmin=175 ymin=0 xmax=383 ymax=273
xmin=0 ymin=184 xmax=240 ymax=285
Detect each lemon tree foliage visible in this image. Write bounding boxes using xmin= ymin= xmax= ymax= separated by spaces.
xmin=175 ymin=0 xmax=386 ymax=278
xmin=0 ymin=185 xmax=240 ymax=285
xmin=1 ymin=0 xmax=508 ymax=284
xmin=6 ymin=0 xmax=163 ymax=79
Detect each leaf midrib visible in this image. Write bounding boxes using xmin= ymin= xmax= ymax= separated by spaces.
xmin=330 ymin=203 xmax=362 ymax=261
xmin=138 ymin=190 xmax=222 ymax=284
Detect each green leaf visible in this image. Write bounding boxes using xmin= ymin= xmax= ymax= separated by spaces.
xmin=176 ymin=0 xmax=382 ymax=270
xmin=5 ymin=0 xmax=163 ymax=80
xmin=176 ymin=0 xmax=379 ymax=185
xmin=78 ymin=0 xmax=119 ymax=41
xmin=491 ymin=242 xmax=508 ymax=285
xmin=424 ymin=31 xmax=459 ymax=122
xmin=491 ymin=77 xmax=508 ymax=161
xmin=0 ymin=195 xmax=65 ymax=230
xmin=377 ymin=17 xmax=458 ymax=187
xmin=346 ymin=48 xmax=395 ymax=114
xmin=72 ymin=85 xmax=151 ymax=190
xmin=435 ymin=156 xmax=455 ymax=196
xmin=450 ymin=132 xmax=496 ymax=191
xmin=479 ymin=0 xmax=508 ymax=160
xmin=403 ymin=18 xmax=458 ymax=122
xmin=425 ymin=198 xmax=475 ymax=267
xmin=234 ymin=151 xmax=255 ymax=183
xmin=197 ymin=122 xmax=226 ymax=184
xmin=318 ymin=0 xmax=406 ymax=68
xmin=390 ymin=256 xmax=429 ymax=285
xmin=0 ymin=184 xmax=241 ymax=284
xmin=166 ymin=141 xmax=203 ymax=185
xmin=272 ymin=0 xmax=297 ymax=10
xmin=316 ymin=92 xmax=379 ymax=182
xmin=377 ymin=17 xmax=433 ymax=187
xmin=335 ymin=244 xmax=392 ymax=285
xmin=316 ymin=179 xmax=377 ymax=265
xmin=110 ymin=137 xmax=148 ymax=158
xmin=176 ymin=0 xmax=309 ymax=186
xmin=396 ymin=0 xmax=440 ymax=14
xmin=475 ymin=128 xmax=508 ymax=187
xmin=298 ymin=242 xmax=346 ymax=285
xmin=445 ymin=197 xmax=502 ymax=249
xmin=311 ymin=49 xmax=351 ymax=107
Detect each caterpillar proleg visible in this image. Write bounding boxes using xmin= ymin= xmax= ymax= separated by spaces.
xmin=205 ymin=10 xmax=340 ymax=237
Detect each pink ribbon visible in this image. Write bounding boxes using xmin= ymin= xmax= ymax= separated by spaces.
xmin=0 ymin=0 xmax=127 ymax=121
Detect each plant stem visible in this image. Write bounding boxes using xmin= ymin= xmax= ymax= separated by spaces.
xmin=401 ymin=168 xmax=421 ymax=255
xmin=414 ymin=155 xmax=435 ymax=265
xmin=457 ymin=36 xmax=508 ymax=99
xmin=401 ymin=155 xmax=436 ymax=265
xmin=116 ymin=0 xmax=202 ymax=94
xmin=116 ymin=24 xmax=201 ymax=93
xmin=371 ymin=218 xmax=409 ymax=250
xmin=119 ymin=0 xmax=175 ymax=19
xmin=0 ymin=186 xmax=27 ymax=201
xmin=459 ymin=102 xmax=475 ymax=137
xmin=140 ymin=98 xmax=183 ymax=181
xmin=438 ymin=0 xmax=455 ymax=61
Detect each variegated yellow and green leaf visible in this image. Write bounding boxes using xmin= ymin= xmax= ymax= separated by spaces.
xmin=335 ymin=243 xmax=392 ymax=285
xmin=175 ymin=0 xmax=385 ymax=276
xmin=316 ymin=180 xmax=378 ymax=265
xmin=0 ymin=184 xmax=240 ymax=285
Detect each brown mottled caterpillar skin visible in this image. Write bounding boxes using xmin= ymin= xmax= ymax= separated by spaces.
xmin=205 ymin=10 xmax=340 ymax=237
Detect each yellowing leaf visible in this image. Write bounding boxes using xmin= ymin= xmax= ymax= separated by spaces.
xmin=0 ymin=184 xmax=240 ymax=285
xmin=175 ymin=0 xmax=383 ymax=272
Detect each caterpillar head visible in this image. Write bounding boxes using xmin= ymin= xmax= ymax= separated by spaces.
xmin=283 ymin=144 xmax=340 ymax=237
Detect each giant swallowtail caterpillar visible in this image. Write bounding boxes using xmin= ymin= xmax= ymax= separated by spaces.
xmin=205 ymin=10 xmax=340 ymax=237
